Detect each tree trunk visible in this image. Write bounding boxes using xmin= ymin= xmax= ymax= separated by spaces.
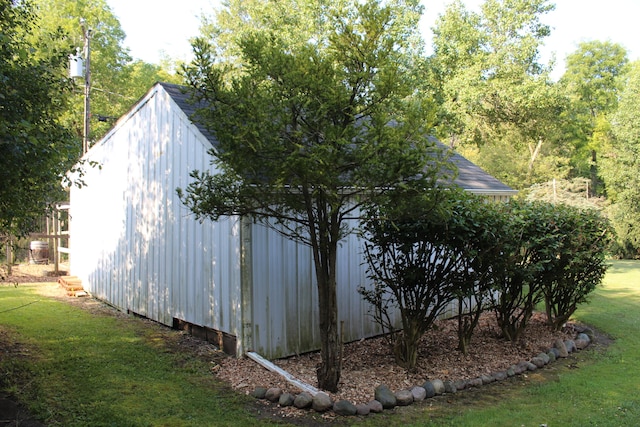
xmin=395 ymin=320 xmax=422 ymax=370
xmin=316 ymin=271 xmax=340 ymax=391
xmin=527 ymin=138 xmax=543 ymax=184
xmin=312 ymin=210 xmax=342 ymax=392
xmin=590 ymin=149 xmax=598 ymax=197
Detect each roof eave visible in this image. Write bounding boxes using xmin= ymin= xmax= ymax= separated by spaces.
xmin=465 ymin=189 xmax=519 ymax=196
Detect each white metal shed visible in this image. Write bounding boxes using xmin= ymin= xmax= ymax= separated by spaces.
xmin=69 ymin=82 xmax=517 ymax=359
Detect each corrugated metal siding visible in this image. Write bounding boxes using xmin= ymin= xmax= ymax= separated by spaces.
xmin=248 ymin=219 xmax=386 ymax=358
xmin=70 ymin=85 xmax=242 ymax=338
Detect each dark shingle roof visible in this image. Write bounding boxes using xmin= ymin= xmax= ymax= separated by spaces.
xmin=160 ymin=82 xmax=516 ymax=196
xmin=432 ymin=138 xmax=516 ymax=195
xmin=160 ymin=82 xmax=216 ymax=143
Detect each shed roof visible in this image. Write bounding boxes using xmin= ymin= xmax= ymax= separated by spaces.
xmin=159 ymin=82 xmax=516 ymax=196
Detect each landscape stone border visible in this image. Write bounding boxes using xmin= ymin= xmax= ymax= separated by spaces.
xmin=250 ymin=326 xmax=595 ymax=417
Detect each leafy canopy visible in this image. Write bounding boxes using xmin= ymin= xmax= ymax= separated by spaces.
xmin=600 ymin=61 xmax=640 ymax=257
xmin=31 ymin=0 xmax=184 ymax=144
xmin=182 ymin=0 xmax=443 ymax=239
xmin=430 ymin=0 xmax=565 ymax=188
xmin=0 ymin=0 xmax=77 ymax=238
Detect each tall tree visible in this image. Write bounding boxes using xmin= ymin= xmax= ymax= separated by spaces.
xmin=560 ymin=41 xmax=628 ymax=194
xmin=600 ymin=61 xmax=640 ymax=257
xmin=431 ymin=0 xmax=566 ymax=189
xmin=0 ymin=0 xmax=77 ymax=241
xmin=180 ymin=0 xmax=445 ymax=391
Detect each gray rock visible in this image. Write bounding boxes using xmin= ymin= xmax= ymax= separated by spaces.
xmin=293 ymin=392 xmax=313 ymax=409
xmin=251 ymin=386 xmax=267 ymax=399
xmin=422 ymin=381 xmax=436 ymax=398
xmin=356 ymin=403 xmax=370 ymax=416
xmin=444 ymin=381 xmax=457 ymax=394
xmin=565 ymin=340 xmax=576 ymax=353
xmin=575 ymin=338 xmax=589 ymax=350
xmin=278 ymin=392 xmax=295 ymax=407
xmin=374 ymin=385 xmax=397 ymax=409
xmin=554 ymin=339 xmax=569 ymax=357
xmin=367 ymin=400 xmax=384 ymax=413
xmin=580 ymin=327 xmax=595 ymax=341
xmin=333 ymin=400 xmax=357 ymax=416
xmin=537 ymin=352 xmax=550 ymax=365
xmin=506 ymin=366 xmax=516 ymax=377
xmin=549 ymin=347 xmax=561 ymax=359
xmin=531 ymin=356 xmax=546 ymax=368
xmin=547 ymin=350 xmax=557 ymax=363
xmin=468 ymin=377 xmax=483 ymax=388
xmin=395 ymin=389 xmax=414 ymax=406
xmin=265 ymin=387 xmax=282 ymax=403
xmin=525 ymin=361 xmax=538 ymax=371
xmin=312 ymin=392 xmax=333 ymax=412
xmin=577 ymin=332 xmax=591 ymax=343
xmin=515 ymin=361 xmax=529 ymax=374
xmin=454 ymin=379 xmax=468 ymax=390
xmin=481 ymin=374 xmax=495 ymax=385
xmin=411 ymin=386 xmax=427 ymax=402
xmin=492 ymin=371 xmax=508 ymax=382
xmin=431 ymin=379 xmax=445 ymax=395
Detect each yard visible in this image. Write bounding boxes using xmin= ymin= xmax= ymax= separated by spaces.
xmin=0 ymin=260 xmax=639 ymax=426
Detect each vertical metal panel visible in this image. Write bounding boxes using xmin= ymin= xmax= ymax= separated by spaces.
xmin=70 ymin=84 xmax=242 ymax=339
xmin=248 ymin=218 xmax=384 ymax=359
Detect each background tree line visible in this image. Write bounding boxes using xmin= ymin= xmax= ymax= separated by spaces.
xmin=428 ymin=0 xmax=637 ymax=257
xmin=3 ymin=0 xmax=638 ymax=255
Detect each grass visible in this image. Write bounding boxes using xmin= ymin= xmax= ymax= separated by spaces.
xmin=0 ymin=283 xmax=277 ymax=427
xmin=1 ymin=260 xmax=640 ymax=426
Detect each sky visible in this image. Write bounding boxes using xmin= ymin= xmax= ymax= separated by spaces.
xmin=108 ymin=0 xmax=640 ymax=80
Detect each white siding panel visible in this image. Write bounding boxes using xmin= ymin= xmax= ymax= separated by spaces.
xmin=70 ymin=84 xmax=242 ymax=339
xmin=249 ymin=221 xmax=383 ymax=359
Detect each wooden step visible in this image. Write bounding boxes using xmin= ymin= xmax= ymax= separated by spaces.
xmin=58 ymin=276 xmax=87 ymax=297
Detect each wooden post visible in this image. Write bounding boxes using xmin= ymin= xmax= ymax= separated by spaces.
xmin=5 ymin=235 xmax=12 ymax=275
xmin=53 ymin=207 xmax=60 ymax=274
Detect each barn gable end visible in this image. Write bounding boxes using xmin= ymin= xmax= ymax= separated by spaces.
xmin=70 ymin=83 xmax=244 ymax=353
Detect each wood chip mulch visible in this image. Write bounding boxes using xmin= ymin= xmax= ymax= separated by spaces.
xmin=217 ymin=312 xmax=574 ymax=405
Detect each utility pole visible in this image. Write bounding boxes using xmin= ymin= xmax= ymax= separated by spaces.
xmin=81 ymin=19 xmax=91 ymax=155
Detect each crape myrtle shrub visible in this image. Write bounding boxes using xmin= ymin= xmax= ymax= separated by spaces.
xmin=361 ymin=193 xmax=612 ymax=368
xmin=538 ymin=204 xmax=613 ymax=331
xmin=360 ymin=188 xmax=499 ymax=368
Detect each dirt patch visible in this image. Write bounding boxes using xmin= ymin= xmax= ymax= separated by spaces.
xmin=0 ymin=263 xmax=68 ymax=284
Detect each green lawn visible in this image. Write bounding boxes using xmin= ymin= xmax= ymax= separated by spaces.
xmin=1 ymin=260 xmax=639 ymax=426
xmin=0 ymin=283 xmax=277 ymax=427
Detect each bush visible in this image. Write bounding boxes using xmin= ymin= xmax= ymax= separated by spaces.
xmin=447 ymin=195 xmax=504 ymax=354
xmin=489 ymin=201 xmax=613 ymax=339
xmin=488 ymin=201 xmax=554 ymax=341
xmin=362 ymin=192 xmax=613 ymax=368
xmin=360 ymin=188 xmax=463 ymax=369
xmin=539 ymin=206 xmax=613 ymax=330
